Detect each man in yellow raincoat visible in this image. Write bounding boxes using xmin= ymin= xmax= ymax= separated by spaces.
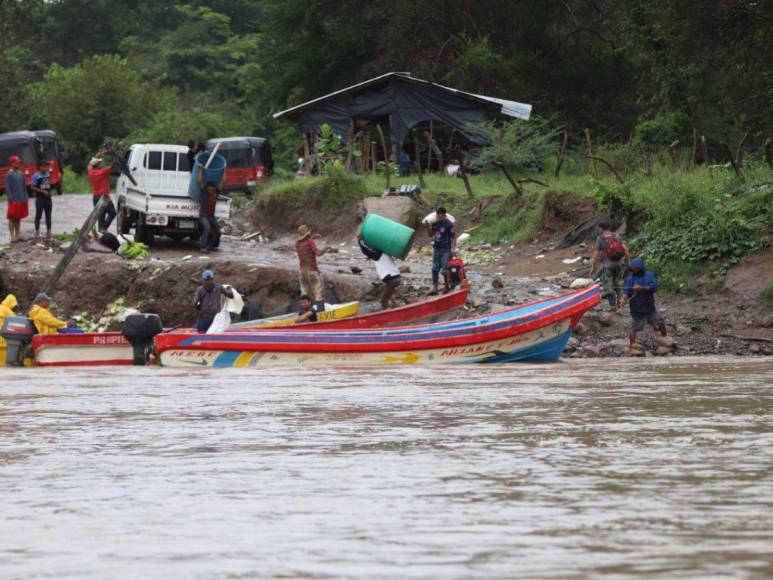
xmin=0 ymin=294 xmax=19 ymax=347
xmin=28 ymin=293 xmax=70 ymax=334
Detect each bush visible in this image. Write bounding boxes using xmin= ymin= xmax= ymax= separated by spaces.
xmin=261 ymin=165 xmax=365 ymax=216
xmin=635 ymin=111 xmax=690 ymax=146
xmin=633 ymin=176 xmax=770 ymax=290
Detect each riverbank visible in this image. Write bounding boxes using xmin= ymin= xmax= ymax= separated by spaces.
xmin=1 ymin=194 xmax=771 ymax=358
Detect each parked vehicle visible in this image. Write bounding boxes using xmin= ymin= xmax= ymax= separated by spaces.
xmin=0 ymin=130 xmax=64 ymax=195
xmin=115 ymin=144 xmax=231 ymax=245
xmin=205 ymin=136 xmax=273 ymax=194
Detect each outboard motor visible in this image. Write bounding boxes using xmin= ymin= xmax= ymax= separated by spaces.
xmin=1 ymin=316 xmax=36 ymax=367
xmin=122 ymin=313 xmax=163 ymax=366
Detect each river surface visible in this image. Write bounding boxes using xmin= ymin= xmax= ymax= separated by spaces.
xmin=1 ymin=357 xmax=771 ymax=578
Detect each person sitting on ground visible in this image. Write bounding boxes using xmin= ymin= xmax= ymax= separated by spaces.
xmin=199 ymin=182 xmax=222 ymax=253
xmin=28 ymin=293 xmax=72 ymax=334
xmin=0 ymin=294 xmax=18 ymax=347
xmin=427 ymin=207 xmax=456 ymax=295
xmin=590 ymin=218 xmax=630 ymax=309
xmin=295 ymin=224 xmax=336 ymax=310
xmin=30 ymin=160 xmax=53 ymax=241
xmin=296 ymin=294 xmax=319 ymax=323
xmin=193 ymin=270 xmax=234 ymax=333
xmin=357 ymin=232 xmax=401 ymax=310
xmin=445 ymin=251 xmax=467 ymax=291
xmin=87 ymin=153 xmax=117 ymax=233
xmin=619 ymin=257 xmax=668 ymax=351
xmin=4 ymin=155 xmax=29 ymax=243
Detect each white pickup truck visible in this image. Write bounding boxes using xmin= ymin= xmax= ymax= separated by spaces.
xmin=115 ymin=144 xmax=231 ymax=245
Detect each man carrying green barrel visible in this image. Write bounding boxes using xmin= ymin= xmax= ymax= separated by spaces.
xmin=427 ymin=207 xmax=456 ymax=295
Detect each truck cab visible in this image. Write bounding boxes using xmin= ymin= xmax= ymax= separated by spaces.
xmin=116 ymin=144 xmax=231 ymax=245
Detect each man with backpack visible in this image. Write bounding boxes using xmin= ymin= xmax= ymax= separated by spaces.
xmin=591 ymin=219 xmax=630 ymax=308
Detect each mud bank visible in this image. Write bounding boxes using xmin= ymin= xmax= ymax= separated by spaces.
xmin=1 ymin=194 xmax=770 ymax=357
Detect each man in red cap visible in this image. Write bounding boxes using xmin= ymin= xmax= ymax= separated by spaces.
xmin=4 ymin=155 xmax=28 ymax=243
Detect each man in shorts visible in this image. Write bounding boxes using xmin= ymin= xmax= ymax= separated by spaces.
xmin=4 ymin=155 xmax=28 ymax=243
xmin=620 ymin=257 xmax=668 ymax=350
xmin=295 ymin=224 xmax=335 ymax=309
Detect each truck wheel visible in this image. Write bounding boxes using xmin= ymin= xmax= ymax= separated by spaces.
xmin=136 ymin=217 xmax=154 ymax=246
xmin=116 ymin=203 xmax=132 ymax=235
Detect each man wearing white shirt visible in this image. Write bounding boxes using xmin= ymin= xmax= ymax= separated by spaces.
xmin=357 ymin=234 xmax=401 ymax=310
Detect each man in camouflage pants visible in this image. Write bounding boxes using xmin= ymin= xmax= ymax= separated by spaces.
xmin=591 ymin=219 xmax=630 ymax=308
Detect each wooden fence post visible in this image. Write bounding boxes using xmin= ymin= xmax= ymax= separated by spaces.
xmin=584 ymin=128 xmax=597 ymax=177
xmin=555 ymin=130 xmax=569 ymax=177
xmin=413 ymin=129 xmax=426 ymax=189
xmin=375 ymin=124 xmax=390 ymax=190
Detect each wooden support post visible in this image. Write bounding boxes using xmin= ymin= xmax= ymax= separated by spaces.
xmin=427 ymin=120 xmax=434 ymax=172
xmin=302 ymin=133 xmax=311 ymax=177
xmin=375 ymin=124 xmax=390 ymax=190
xmin=764 ymin=139 xmax=773 ymax=170
xmin=424 ymin=131 xmax=444 ymax=173
xmin=720 ymin=141 xmax=743 ymax=179
xmin=584 ymin=128 xmax=597 ymax=177
xmin=370 ymin=142 xmax=377 ymax=175
xmin=413 ymin=129 xmax=426 ymax=189
xmin=494 ymin=161 xmax=523 ymax=198
xmin=692 ymin=129 xmax=699 ymax=166
xmin=345 ymin=120 xmax=355 ymax=171
xmin=735 ymin=130 xmax=749 ymax=168
xmin=700 ymin=135 xmax=710 ymax=166
xmin=637 ymin=145 xmax=652 ymax=178
xmin=459 ymin=164 xmax=474 ymax=198
xmin=555 ymin=130 xmax=568 ymax=177
xmin=668 ymin=140 xmax=680 ymax=168
xmin=41 ymin=196 xmax=110 ymax=295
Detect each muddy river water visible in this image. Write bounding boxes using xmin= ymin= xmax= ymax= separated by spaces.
xmin=1 ymin=357 xmax=771 ymax=578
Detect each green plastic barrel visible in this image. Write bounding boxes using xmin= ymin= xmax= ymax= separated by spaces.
xmin=361 ymin=213 xmax=416 ymax=259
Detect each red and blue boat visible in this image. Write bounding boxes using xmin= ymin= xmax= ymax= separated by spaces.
xmin=154 ymin=286 xmax=600 ymax=367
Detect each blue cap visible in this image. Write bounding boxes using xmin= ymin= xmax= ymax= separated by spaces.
xmin=202 ymin=270 xmax=214 ymax=280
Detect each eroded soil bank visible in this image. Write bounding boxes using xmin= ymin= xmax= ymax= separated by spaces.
xmin=1 ymin=194 xmax=771 ymax=356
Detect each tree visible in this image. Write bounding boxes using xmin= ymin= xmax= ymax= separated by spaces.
xmin=32 ymin=55 xmax=174 ymax=172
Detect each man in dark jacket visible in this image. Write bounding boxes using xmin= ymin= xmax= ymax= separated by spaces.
xmin=620 ymin=257 xmax=668 ymax=348
xmin=192 ymin=269 xmax=234 ymax=332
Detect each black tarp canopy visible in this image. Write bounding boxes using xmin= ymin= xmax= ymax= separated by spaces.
xmin=273 ymin=72 xmax=532 ymax=146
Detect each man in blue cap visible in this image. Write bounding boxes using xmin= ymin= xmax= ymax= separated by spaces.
xmin=620 ymin=257 xmax=668 ymax=350
xmin=192 ymin=270 xmax=234 ymax=332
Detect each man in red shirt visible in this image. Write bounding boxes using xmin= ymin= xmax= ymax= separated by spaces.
xmin=295 ymin=224 xmax=335 ymax=308
xmin=87 ymin=153 xmax=117 ymax=233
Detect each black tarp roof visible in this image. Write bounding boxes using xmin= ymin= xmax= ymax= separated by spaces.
xmin=273 ymin=72 xmax=532 ymax=146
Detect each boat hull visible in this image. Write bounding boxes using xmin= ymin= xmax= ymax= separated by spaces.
xmin=29 ymin=290 xmax=469 ymax=367
xmin=32 ymin=333 xmax=132 ymax=367
xmin=156 ymin=287 xmax=600 ymax=367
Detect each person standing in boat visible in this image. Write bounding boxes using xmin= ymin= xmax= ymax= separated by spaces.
xmin=357 ymin=232 xmax=401 ymax=310
xmin=427 ymin=207 xmax=456 ymax=295
xmin=295 ymin=224 xmax=336 ymax=310
xmin=193 ymin=270 xmax=234 ymax=333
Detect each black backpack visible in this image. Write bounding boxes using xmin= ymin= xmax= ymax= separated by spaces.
xmin=99 ymin=232 xmax=120 ymax=252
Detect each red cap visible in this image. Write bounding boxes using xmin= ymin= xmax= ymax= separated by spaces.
xmin=8 ymin=155 xmax=21 ymax=164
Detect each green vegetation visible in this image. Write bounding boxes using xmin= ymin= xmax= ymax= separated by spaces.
xmin=260 ymin=165 xmax=367 ymax=216
xmin=61 ymin=167 xmax=92 ymax=194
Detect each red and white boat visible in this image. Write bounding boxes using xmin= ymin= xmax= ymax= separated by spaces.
xmin=30 ymin=289 xmax=469 ymax=367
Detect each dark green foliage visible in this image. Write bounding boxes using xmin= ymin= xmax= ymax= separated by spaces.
xmin=761 ymin=284 xmax=773 ymax=311
xmin=634 ymin=180 xmax=771 ymax=290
